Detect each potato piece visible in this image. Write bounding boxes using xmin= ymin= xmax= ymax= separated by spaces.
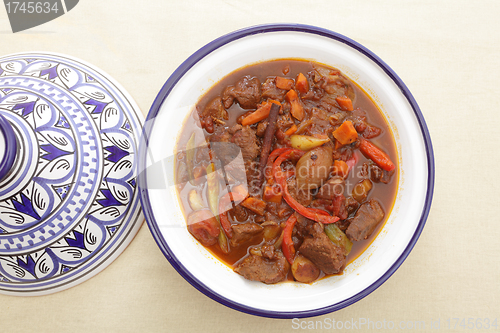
xmin=262 ymin=221 xmax=282 ymax=242
xmin=292 ymin=254 xmax=320 ymax=283
xmin=352 ymin=179 xmax=373 ymax=203
xmin=296 ymin=146 xmax=333 ymax=191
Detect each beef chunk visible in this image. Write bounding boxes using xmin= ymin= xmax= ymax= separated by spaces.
xmin=275 ymin=113 xmax=294 ymax=133
xmin=287 ymin=178 xmax=312 ymax=207
xmin=210 ymin=126 xmax=260 ymax=189
xmin=202 ymin=97 xmax=228 ymax=120
xmin=294 ymin=214 xmax=315 ymax=239
xmin=222 ymin=161 xmax=247 ymax=187
xmin=313 ymin=65 xmax=352 ymax=99
xmin=310 ymin=198 xmax=334 ymax=215
xmin=211 ymin=127 xmax=232 ymax=142
xmin=256 ymin=121 xmax=268 ymax=137
xmin=331 ymin=145 xmax=354 ymax=162
xmin=234 ymin=251 xmax=289 ymax=284
xmin=299 ymin=223 xmax=346 ymax=274
xmin=230 ymin=222 xmax=263 ymax=247
xmin=336 ymin=218 xmax=351 ymax=232
xmin=231 ymin=126 xmax=259 ymax=162
xmin=210 ymin=130 xmax=238 ymax=164
xmin=229 ymin=126 xmax=260 ymax=193
xmin=198 ymin=98 xmax=229 ymax=132
xmin=222 ymin=76 xmax=261 ymax=109
xmin=261 ymin=77 xmax=287 ymax=101
xmin=317 ymin=176 xmax=344 ymax=200
xmin=369 ymin=164 xmax=384 ymax=183
xmin=230 ymin=205 xmax=248 ymax=222
xmin=361 ymin=162 xmax=394 ymax=184
xmin=361 ymin=124 xmax=382 ymax=139
xmin=227 ymin=124 xmax=242 ymax=134
xmin=345 ymin=196 xmax=359 ymax=216
xmin=209 ymin=129 xmax=247 ymax=183
xmin=380 ymin=169 xmax=395 ymax=184
xmin=261 ymin=244 xmax=275 ymax=260
xmin=332 ymin=193 xmax=348 ymax=220
xmin=306 ymin=107 xmax=331 ymax=136
xmin=244 ymin=160 xmax=261 ymax=196
xmin=346 ymin=199 xmax=385 ymax=241
xmin=301 ymin=86 xmax=324 ymax=101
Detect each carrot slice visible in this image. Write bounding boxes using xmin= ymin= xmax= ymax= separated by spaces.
xmin=295 ymin=73 xmax=309 ymax=94
xmin=332 ymin=120 xmax=358 ymax=145
xmin=333 ymin=160 xmax=349 ymax=178
xmin=284 ymin=124 xmax=297 ymax=136
xmin=285 ymin=90 xmax=304 ymax=121
xmin=267 ymin=99 xmax=282 ymax=107
xmin=263 ymin=185 xmax=282 ymax=203
xmin=240 ymin=197 xmax=267 ymax=215
xmin=359 ymin=138 xmax=395 ymax=171
xmin=336 ymin=96 xmax=353 ymax=111
xmin=241 ymin=103 xmax=271 ymax=126
xmin=334 ymin=139 xmax=344 ymax=150
xmin=275 ymin=77 xmax=294 ymax=90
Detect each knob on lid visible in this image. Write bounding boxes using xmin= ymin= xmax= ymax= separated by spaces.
xmin=0 ymin=113 xmax=17 ymax=182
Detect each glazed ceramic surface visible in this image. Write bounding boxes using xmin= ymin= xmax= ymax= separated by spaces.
xmin=0 ymin=53 xmax=144 ymax=295
xmin=140 ymin=24 xmax=434 ymax=318
xmin=0 ymin=112 xmax=17 ymax=182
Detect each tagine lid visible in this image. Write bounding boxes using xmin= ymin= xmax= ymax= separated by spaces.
xmin=0 ymin=52 xmax=144 ymax=295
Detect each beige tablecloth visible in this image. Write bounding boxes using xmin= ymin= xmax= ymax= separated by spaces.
xmin=1 ymin=1 xmax=499 ymax=332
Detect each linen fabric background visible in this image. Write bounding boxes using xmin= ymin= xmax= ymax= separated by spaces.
xmin=0 ymin=1 xmax=498 ymax=332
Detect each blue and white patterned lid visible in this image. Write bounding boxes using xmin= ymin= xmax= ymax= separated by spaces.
xmin=0 ymin=53 xmax=144 ymax=295
xmin=0 ymin=112 xmax=17 ymax=182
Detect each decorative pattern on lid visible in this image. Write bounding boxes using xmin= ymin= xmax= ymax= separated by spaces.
xmin=0 ymin=53 xmax=144 ymax=295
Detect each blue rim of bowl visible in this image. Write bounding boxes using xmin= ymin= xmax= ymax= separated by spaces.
xmin=0 ymin=112 xmax=17 ymax=182
xmin=139 ymin=23 xmax=435 ymax=319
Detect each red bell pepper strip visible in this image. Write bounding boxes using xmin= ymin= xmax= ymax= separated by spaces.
xmin=308 ymin=208 xmax=330 ymax=216
xmin=272 ymin=149 xmax=340 ymax=224
xmin=359 ymin=138 xmax=396 ymax=172
xmin=345 ymin=152 xmax=358 ymax=174
xmin=218 ymin=191 xmax=247 ymax=238
xmin=282 ymin=209 xmax=331 ymax=264
xmin=282 ymin=214 xmax=297 ymax=264
xmin=265 ymin=148 xmax=292 ymax=184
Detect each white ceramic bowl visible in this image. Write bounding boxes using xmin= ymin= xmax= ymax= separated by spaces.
xmin=138 ymin=24 xmax=434 ymax=318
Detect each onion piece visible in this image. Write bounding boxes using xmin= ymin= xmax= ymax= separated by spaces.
xmin=290 ymin=134 xmax=330 ymax=151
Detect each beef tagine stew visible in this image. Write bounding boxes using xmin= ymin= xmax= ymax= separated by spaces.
xmin=175 ymin=59 xmax=398 ymax=284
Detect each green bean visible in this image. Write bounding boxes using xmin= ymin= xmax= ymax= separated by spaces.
xmin=186 ymin=132 xmax=196 ymax=185
xmin=324 ymin=223 xmax=352 ymax=255
xmin=206 ymin=163 xmax=229 ymax=253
